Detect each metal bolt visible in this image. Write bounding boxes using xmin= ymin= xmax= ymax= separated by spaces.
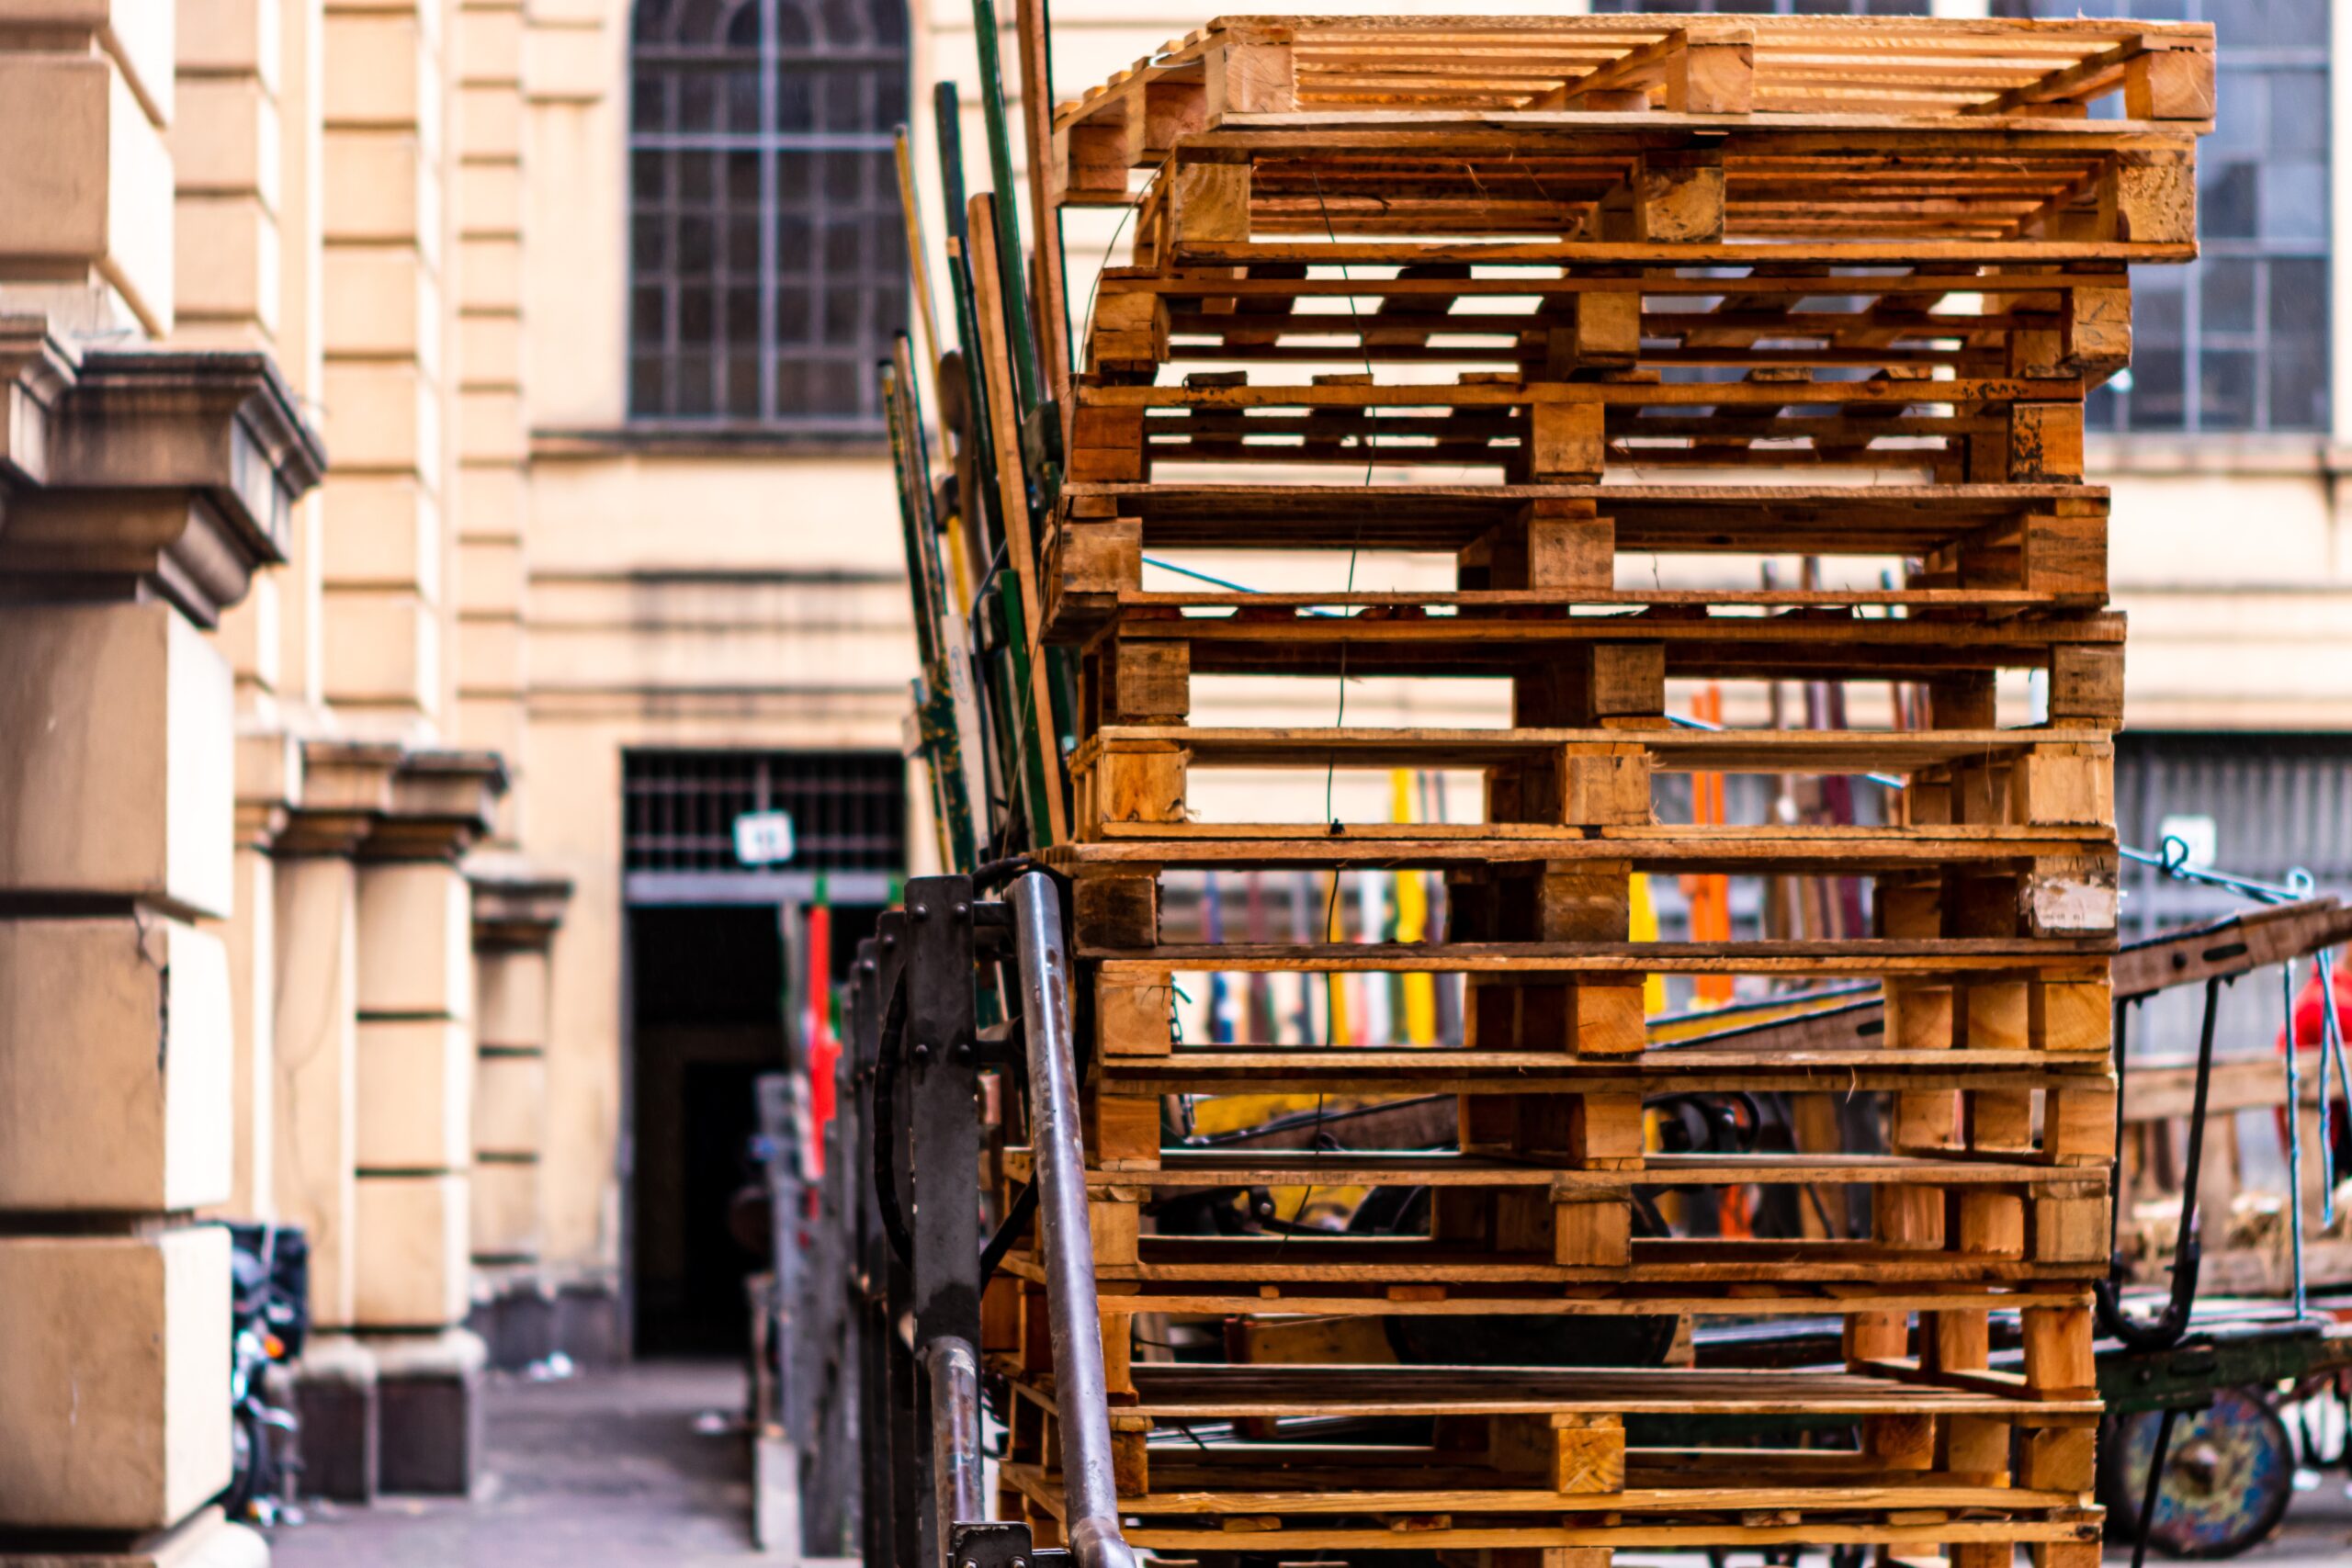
xmin=881 ymin=933 xmax=898 ymax=951
xmin=950 ymin=1040 xmax=974 ymax=1065
xmin=953 ymin=900 xmax=970 ymax=919
xmin=912 ymin=902 xmax=931 ymax=920
xmin=912 ymin=1042 xmax=933 ymax=1063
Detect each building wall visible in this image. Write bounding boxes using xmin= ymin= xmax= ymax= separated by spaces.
xmin=519 ymin=449 xmax=918 ymax=1263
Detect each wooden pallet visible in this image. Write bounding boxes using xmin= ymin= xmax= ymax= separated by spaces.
xmin=1084 ymin=263 xmax=2133 ymax=385
xmin=1053 ymin=14 xmax=2209 ymax=293
xmin=1046 ymin=481 xmax=2114 ymax=643
xmin=1067 ymin=371 xmax=2096 ymax=485
xmin=994 ymin=1361 xmax=2104 ymax=1558
xmin=1055 ymin=14 xmax=2217 ymax=137
xmin=998 ymin=18 xmax=2207 ymax=1557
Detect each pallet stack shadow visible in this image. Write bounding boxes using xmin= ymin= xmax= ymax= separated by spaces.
xmin=986 ymin=15 xmax=2212 ymax=1566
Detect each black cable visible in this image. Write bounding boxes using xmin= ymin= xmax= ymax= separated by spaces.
xmin=971 ymin=853 xmax=1038 ymax=890
xmin=2131 ymin=1406 xmax=2181 ymax=1568
xmin=1187 ymin=1093 xmax=1452 ymax=1147
xmin=978 ymin=1179 xmax=1039 ymax=1285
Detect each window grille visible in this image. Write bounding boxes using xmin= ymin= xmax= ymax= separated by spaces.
xmin=623 ymin=750 xmax=907 ymax=874
xmin=628 ymin=0 xmax=910 ymax=431
xmin=1995 ymin=0 xmax=2329 ymax=434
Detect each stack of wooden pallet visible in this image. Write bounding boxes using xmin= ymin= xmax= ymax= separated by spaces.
xmin=990 ymin=14 xmax=2212 ymax=1564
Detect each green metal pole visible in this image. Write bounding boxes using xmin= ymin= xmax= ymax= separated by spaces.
xmin=969 ymin=0 xmax=1041 ymax=421
xmin=932 ymin=84 xmax=1057 ymax=852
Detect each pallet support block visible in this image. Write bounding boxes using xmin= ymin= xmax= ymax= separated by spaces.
xmin=1544 ymin=294 xmax=1641 ymax=375
xmin=1208 ymin=41 xmax=1295 ymax=117
xmin=2021 ymin=1305 xmax=2097 ymax=1399
xmin=2049 ymin=645 xmax=2125 ymax=725
xmin=1461 ymin=502 xmax=1615 ymax=592
xmin=1086 ymin=1092 xmax=1161 ymax=1168
xmin=1172 ymin=161 xmax=1251 ymax=243
xmin=1097 ymin=971 xmax=1173 ymax=1056
xmin=1075 ymin=875 xmax=1160 ymax=947
xmin=2020 ymin=1424 xmax=2097 ymax=1494
xmin=1494 ymin=1413 xmax=1627 ymax=1494
xmin=1095 ymin=637 xmax=1191 ymax=725
xmin=2105 ymin=151 xmax=2198 ymax=244
xmin=1957 ymin=1189 xmax=2027 ymax=1259
xmin=1111 ymin=1414 xmax=1151 ymax=1496
xmin=2031 ymin=978 xmax=2111 ymax=1055
xmin=1554 ymin=1190 xmax=1632 ymax=1267
xmin=1600 ymin=152 xmax=1727 ymax=243
xmin=1082 ymin=741 xmax=1186 ymax=835
xmin=1666 ymin=24 xmax=1755 ymax=115
xmin=1525 ymin=398 xmax=1605 ymax=480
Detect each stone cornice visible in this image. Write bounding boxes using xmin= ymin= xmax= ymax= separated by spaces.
xmin=233 ymin=729 xmax=303 ymax=851
xmin=364 ymin=750 xmax=510 ymax=863
xmin=0 ymin=319 xmax=328 ymax=626
xmin=467 ymin=853 xmax=576 ymax=951
xmin=276 ymin=739 xmax=403 ymax=857
xmin=264 ymin=740 xmax=515 ymax=862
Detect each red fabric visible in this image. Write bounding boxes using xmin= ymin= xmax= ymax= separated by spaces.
xmin=805 ymin=903 xmax=833 ymax=1177
xmin=2274 ymin=960 xmax=2352 ymax=1055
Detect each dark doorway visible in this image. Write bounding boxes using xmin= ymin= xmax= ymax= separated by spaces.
xmin=628 ymin=905 xmax=785 ymax=1358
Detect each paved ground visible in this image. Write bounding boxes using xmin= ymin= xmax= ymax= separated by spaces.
xmin=267 ymin=1360 xmax=2352 ymax=1567
xmin=2189 ymin=1483 xmax=2352 ymax=1568
xmin=272 ymin=1361 xmax=774 ymax=1568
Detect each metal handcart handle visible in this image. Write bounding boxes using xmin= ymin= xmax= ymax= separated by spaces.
xmin=2097 ymin=976 xmax=2224 ymax=1354
xmin=1004 ymin=873 xmax=1137 ymax=1568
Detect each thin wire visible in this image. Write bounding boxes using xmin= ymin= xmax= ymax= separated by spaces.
xmin=1140 ymin=554 xmax=1341 ymax=615
xmin=1278 ymin=169 xmax=1390 ymax=1247
xmin=1082 ymin=153 xmax=1179 ymax=337
xmin=1305 ymin=167 xmax=1380 ymax=836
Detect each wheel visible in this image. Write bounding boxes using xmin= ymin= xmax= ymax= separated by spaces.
xmin=2099 ymin=1388 xmax=2296 ymax=1559
xmin=223 ymin=1402 xmax=269 ymax=1520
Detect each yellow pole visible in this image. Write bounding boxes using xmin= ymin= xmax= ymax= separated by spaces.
xmin=1393 ymin=770 xmax=1436 ymax=1045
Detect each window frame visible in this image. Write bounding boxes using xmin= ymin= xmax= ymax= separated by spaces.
xmin=627 ymin=0 xmax=910 ymax=434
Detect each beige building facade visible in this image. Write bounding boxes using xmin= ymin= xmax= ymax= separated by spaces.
xmin=3 ymin=0 xmax=2350 ymax=1557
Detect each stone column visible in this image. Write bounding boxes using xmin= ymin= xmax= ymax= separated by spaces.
xmin=271 ymin=739 xmax=400 ymax=1503
xmin=172 ymin=0 xmax=299 ymax=1230
xmin=173 ymin=0 xmax=282 ymax=356
xmin=0 ymin=335 xmax=322 ymax=1567
xmin=453 ymin=0 xmax=532 ymax=830
xmin=466 ymin=862 xmax=571 ymax=1368
xmin=354 ymin=752 xmax=504 ymax=1493
xmin=319 ymin=0 xmax=447 ymax=739
xmin=225 ymin=737 xmax=296 ymax=1218
xmin=0 ymin=3 xmax=174 ymax=336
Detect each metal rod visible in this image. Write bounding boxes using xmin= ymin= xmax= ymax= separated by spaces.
xmin=922 ymin=1336 xmax=986 ymax=1568
xmin=1006 ymin=873 xmax=1138 ymax=1568
xmin=2284 ymin=954 xmax=2309 ymax=1316
xmin=2317 ymin=948 xmax=2351 ymax=1227
xmin=2131 ymin=1405 xmax=2180 ymax=1568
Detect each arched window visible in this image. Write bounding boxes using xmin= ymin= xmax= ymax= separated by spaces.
xmin=629 ymin=0 xmax=910 ymax=430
